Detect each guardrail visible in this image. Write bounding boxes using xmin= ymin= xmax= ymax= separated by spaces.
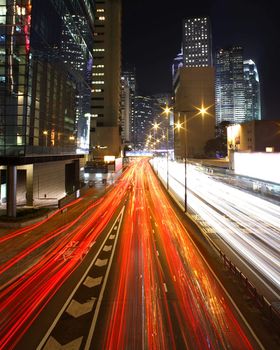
xmin=193 ymin=213 xmax=280 ymax=328
xmin=150 ymin=160 xmax=280 ymax=327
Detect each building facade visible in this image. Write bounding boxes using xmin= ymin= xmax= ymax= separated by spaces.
xmin=172 ymin=48 xmax=183 ymax=80
xmin=134 ymin=96 xmax=154 ymax=150
xmin=182 ymin=17 xmax=212 ymax=68
xmin=215 ymin=46 xmax=245 ymax=124
xmin=172 ymin=17 xmax=215 ymax=159
xmin=90 ymin=0 xmax=122 ymax=159
xmin=0 ymin=0 xmax=94 ymax=216
xmin=173 ymin=68 xmax=215 ymax=158
xmin=243 ymin=59 xmax=261 ymax=121
xmin=227 ymin=120 xmax=280 ymax=153
xmin=121 ymin=67 xmax=136 ymax=145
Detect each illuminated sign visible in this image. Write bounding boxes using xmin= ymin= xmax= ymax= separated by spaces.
xmin=104 ymin=156 xmax=115 ymax=163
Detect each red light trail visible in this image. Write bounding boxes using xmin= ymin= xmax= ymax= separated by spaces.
xmin=0 ymin=159 xmax=258 ymax=349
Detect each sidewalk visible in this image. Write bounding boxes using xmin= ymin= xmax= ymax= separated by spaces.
xmin=0 ymin=168 xmax=124 ymax=231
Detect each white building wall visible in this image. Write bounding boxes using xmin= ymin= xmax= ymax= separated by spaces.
xmin=233 ymin=152 xmax=280 ymax=184
xmin=33 ymin=160 xmax=72 ymax=202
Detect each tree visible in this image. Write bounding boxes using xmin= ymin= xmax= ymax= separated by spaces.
xmin=204 ymin=121 xmax=232 ymax=158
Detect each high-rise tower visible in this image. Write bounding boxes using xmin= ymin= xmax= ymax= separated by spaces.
xmin=182 ymin=17 xmax=213 ymax=67
xmin=90 ymin=0 xmax=122 ymax=159
xmin=121 ymin=67 xmax=136 ymax=144
xmin=215 ymin=47 xmax=245 ymax=124
xmin=243 ymin=60 xmax=261 ymax=120
xmin=173 ymin=17 xmax=215 ymax=160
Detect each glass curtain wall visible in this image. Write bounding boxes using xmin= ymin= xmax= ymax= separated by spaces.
xmin=0 ymin=0 xmax=94 ymax=157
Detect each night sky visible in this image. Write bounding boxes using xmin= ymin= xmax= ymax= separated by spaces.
xmin=122 ymin=0 xmax=279 ymax=120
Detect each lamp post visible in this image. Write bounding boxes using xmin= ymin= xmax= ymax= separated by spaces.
xmin=176 ymin=106 xmax=207 ymax=213
xmin=162 ymin=105 xmax=172 ymax=191
xmin=43 ymin=130 xmax=48 ymax=147
xmin=152 ymin=121 xmax=159 ymax=173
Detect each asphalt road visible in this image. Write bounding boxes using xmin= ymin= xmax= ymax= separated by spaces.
xmin=1 ymin=159 xmax=279 ymax=349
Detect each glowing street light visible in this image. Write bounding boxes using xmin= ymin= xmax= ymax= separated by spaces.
xmin=176 ymin=103 xmax=211 ymax=212
xmin=161 ymin=104 xmax=173 ymax=190
xmin=43 ymin=130 xmax=48 ymax=147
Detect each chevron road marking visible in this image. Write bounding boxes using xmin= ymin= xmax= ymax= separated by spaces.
xmin=94 ymin=258 xmax=108 ymax=267
xmin=84 ymin=206 xmax=125 ymax=350
xmin=37 ymin=208 xmax=124 ymax=350
xmin=103 ymin=245 xmax=112 ymax=252
xmin=83 ymin=276 xmax=103 ymax=288
xmin=66 ymin=299 xmax=96 ymax=318
xmin=43 ymin=336 xmax=83 ymax=350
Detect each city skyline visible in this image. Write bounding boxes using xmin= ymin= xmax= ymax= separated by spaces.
xmin=122 ymin=0 xmax=279 ymax=119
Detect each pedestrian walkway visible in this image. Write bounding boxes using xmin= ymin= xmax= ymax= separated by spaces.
xmin=0 ymin=168 xmax=125 ymax=231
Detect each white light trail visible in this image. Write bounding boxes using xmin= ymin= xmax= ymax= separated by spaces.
xmin=151 ymin=158 xmax=280 ymax=293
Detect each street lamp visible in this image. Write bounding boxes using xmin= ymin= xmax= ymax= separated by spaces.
xmin=43 ymin=130 xmax=48 ymax=147
xmin=152 ymin=122 xmax=160 ymax=173
xmin=161 ymin=105 xmax=172 ymax=190
xmin=175 ymin=105 xmax=209 ymax=213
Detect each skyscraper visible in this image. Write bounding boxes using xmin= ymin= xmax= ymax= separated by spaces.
xmin=182 ymin=17 xmax=213 ymax=67
xmin=121 ymin=67 xmax=136 ymax=144
xmin=172 ymin=48 xmax=183 ymax=80
xmin=173 ymin=17 xmax=215 ymax=159
xmin=215 ymin=47 xmax=245 ymax=124
xmin=0 ymin=0 xmax=94 ymax=216
xmin=244 ymin=60 xmax=261 ymax=120
xmin=134 ymin=96 xmax=154 ymax=150
xmin=90 ymin=0 xmax=122 ymax=159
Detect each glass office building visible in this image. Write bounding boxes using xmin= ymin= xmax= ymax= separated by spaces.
xmin=0 ymin=0 xmax=94 ymax=216
xmin=244 ymin=59 xmax=261 ymax=120
xmin=0 ymin=0 xmax=94 ymax=158
xmin=215 ymin=46 xmax=245 ymax=124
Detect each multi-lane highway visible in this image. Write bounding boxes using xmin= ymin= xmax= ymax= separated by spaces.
xmin=154 ymin=158 xmax=280 ymax=302
xmin=0 ymin=158 xmax=267 ymax=349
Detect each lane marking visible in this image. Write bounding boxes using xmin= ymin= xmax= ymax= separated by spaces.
xmin=95 ymin=258 xmax=108 ymax=267
xmin=66 ymin=299 xmax=95 ymax=318
xmin=109 ymin=234 xmax=115 ymax=240
xmin=167 ymin=178 xmax=280 ymax=301
xmin=103 ymin=245 xmax=112 ymax=252
xmin=84 ymin=206 xmax=125 ymax=350
xmin=43 ymin=336 xmax=83 ymax=350
xmin=156 ymin=250 xmax=160 ymax=257
xmin=37 ymin=208 xmax=125 ymax=350
xmin=83 ymin=276 xmax=103 ymax=288
xmin=163 ymin=283 xmax=168 ymax=293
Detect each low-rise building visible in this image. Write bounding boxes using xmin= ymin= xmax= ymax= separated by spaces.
xmin=227 ymin=120 xmax=280 ymax=153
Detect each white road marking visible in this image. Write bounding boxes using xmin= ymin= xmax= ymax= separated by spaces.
xmin=66 ymin=299 xmax=95 ymax=318
xmin=163 ymin=283 xmax=168 ymax=293
xmin=109 ymin=234 xmax=116 ymax=240
xmin=95 ymin=258 xmax=108 ymax=267
xmin=43 ymin=336 xmax=83 ymax=350
xmin=83 ymin=276 xmax=103 ymax=288
xmin=84 ymin=206 xmax=125 ymax=350
xmin=37 ymin=209 xmax=125 ymax=350
xmin=103 ymin=245 xmax=112 ymax=252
